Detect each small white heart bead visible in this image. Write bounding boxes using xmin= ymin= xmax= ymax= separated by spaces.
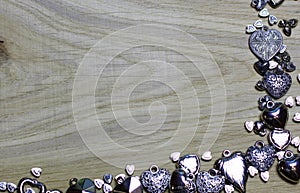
xmin=94 ymin=179 xmax=104 ymax=189
xmin=276 ymin=151 xmax=285 ymax=160
xmin=285 ymin=96 xmax=294 ymax=107
xmin=225 ymin=185 xmax=235 ymax=193
xmin=0 ymin=182 xmax=7 ymax=191
xmin=293 ymin=113 xmax=300 ymax=122
xmin=269 ymin=15 xmax=278 ymax=25
xmin=246 ymin=25 xmax=256 ymax=34
xmin=170 ymin=152 xmax=181 ymax=162
xmin=269 ymin=61 xmax=278 ymax=69
xmin=248 ymin=166 xmax=258 ymax=177
xmin=260 ymin=171 xmax=270 ymax=182
xmin=254 ymin=19 xmax=264 ymax=28
xmin=126 ymin=164 xmax=135 ymax=176
xmin=291 ymin=136 xmax=300 ymax=147
xmin=296 ymin=96 xmax=300 ymax=105
xmin=259 ymin=8 xmax=269 ymax=17
xmin=201 ymin=151 xmax=212 ymax=161
xmin=103 ymin=184 xmax=112 ymax=193
xmin=244 ymin=121 xmax=254 ymax=132
xmin=31 ymin=167 xmax=42 ymax=178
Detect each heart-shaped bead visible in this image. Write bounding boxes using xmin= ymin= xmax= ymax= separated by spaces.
xmin=251 ymin=0 xmax=268 ymax=10
xmin=196 ymin=169 xmax=225 ymax=193
xmin=262 ymin=71 xmax=292 ymax=99
xmin=7 ymin=183 xmax=17 ymax=193
xmin=249 ymin=29 xmax=283 ymax=61
xmin=278 ymin=151 xmax=300 ymax=183
xmin=125 ymin=165 xmax=135 ymax=176
xmin=169 ymin=169 xmax=196 ymax=193
xmin=140 ymin=165 xmax=170 ymax=193
xmin=0 ymin=182 xmax=7 ymax=191
xmin=214 ymin=151 xmax=248 ymax=193
xmin=17 ymin=178 xmax=46 ymax=193
xmin=103 ymin=174 xmax=113 ymax=184
xmin=114 ymin=176 xmax=143 ymax=193
xmin=246 ymin=141 xmax=276 ymax=172
xmin=31 ymin=168 xmax=42 ymax=178
xmin=261 ymin=101 xmax=288 ymax=128
xmin=177 ymin=154 xmax=200 ymax=175
xmin=268 ymin=129 xmax=291 ymax=151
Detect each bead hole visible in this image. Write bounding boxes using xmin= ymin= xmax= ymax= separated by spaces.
xmin=255 ymin=140 xmax=265 ymax=148
xmin=209 ymin=169 xmax=217 ymax=176
xmin=223 ymin=150 xmax=231 ymax=157
xmin=150 ymin=165 xmax=159 ymax=174
xmin=285 ymin=150 xmax=293 ymax=159
xmin=266 ymin=101 xmax=274 ymax=109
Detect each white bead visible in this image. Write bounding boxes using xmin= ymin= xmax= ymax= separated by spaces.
xmin=293 ymin=113 xmax=300 ymax=122
xmin=298 ymin=74 xmax=300 ymax=84
xmin=170 ymin=152 xmax=181 ymax=162
xmin=94 ymin=179 xmax=104 ymax=189
xmin=248 ymin=166 xmax=258 ymax=177
xmin=259 ymin=8 xmax=269 ymax=17
xmin=269 ymin=15 xmax=278 ymax=25
xmin=296 ymin=96 xmax=300 ymax=105
xmin=126 ymin=164 xmax=135 ymax=176
xmin=285 ymin=96 xmax=294 ymax=107
xmin=291 ymin=136 xmax=300 ymax=147
xmin=246 ymin=25 xmax=256 ymax=34
xmin=201 ymin=151 xmax=212 ymax=161
xmin=277 ymin=151 xmax=285 ymax=160
xmin=244 ymin=121 xmax=254 ymax=132
xmin=269 ymin=61 xmax=278 ymax=69
xmin=0 ymin=182 xmax=7 ymax=191
xmin=298 ymin=145 xmax=300 ymax=152
xmin=103 ymin=184 xmax=113 ymax=193
xmin=254 ymin=20 xmax=264 ymax=28
xmin=31 ymin=167 xmax=42 ymax=178
xmin=260 ymin=171 xmax=270 ymax=182
xmin=225 ymin=185 xmax=235 ymax=193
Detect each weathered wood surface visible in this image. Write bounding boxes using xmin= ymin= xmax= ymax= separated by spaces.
xmin=0 ymin=0 xmax=299 ymax=192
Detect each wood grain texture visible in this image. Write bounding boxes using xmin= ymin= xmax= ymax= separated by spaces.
xmin=0 ymin=0 xmax=299 ymax=192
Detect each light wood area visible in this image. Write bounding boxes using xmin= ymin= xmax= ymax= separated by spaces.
xmin=0 ymin=0 xmax=299 ymax=192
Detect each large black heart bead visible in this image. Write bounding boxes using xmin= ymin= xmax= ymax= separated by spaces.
xmin=261 ymin=101 xmax=288 ymax=129
xmin=278 ymin=151 xmax=300 ymax=183
xmin=249 ymin=29 xmax=283 ymax=61
xmin=214 ymin=151 xmax=248 ymax=193
xmin=169 ymin=169 xmax=196 ymax=193
xmin=262 ymin=71 xmax=292 ymax=99
xmin=114 ymin=176 xmax=143 ymax=193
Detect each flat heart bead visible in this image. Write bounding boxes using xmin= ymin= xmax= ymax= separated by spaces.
xmin=259 ymin=8 xmax=269 ymax=18
xmin=0 ymin=182 xmax=7 ymax=191
xmin=249 ymin=29 xmax=283 ymax=61
xmin=269 ymin=15 xmax=278 ymax=25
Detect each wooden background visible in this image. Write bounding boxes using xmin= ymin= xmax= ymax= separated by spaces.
xmin=0 ymin=0 xmax=299 ymax=192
